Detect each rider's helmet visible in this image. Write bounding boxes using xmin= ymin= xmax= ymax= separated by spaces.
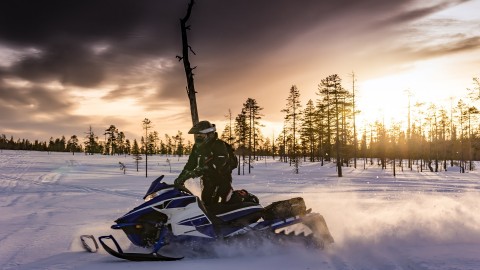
xmin=188 ymin=120 xmax=216 ymax=146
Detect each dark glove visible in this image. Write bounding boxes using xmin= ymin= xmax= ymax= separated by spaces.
xmin=174 ymin=169 xmax=196 ymax=188
xmin=174 ymin=177 xmax=186 ymax=188
xmin=174 ymin=171 xmax=191 ymax=188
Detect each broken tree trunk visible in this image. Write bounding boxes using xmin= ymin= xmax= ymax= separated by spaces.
xmin=179 ymin=0 xmax=199 ymax=125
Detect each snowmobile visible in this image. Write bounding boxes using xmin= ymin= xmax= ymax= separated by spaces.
xmin=82 ymin=175 xmax=334 ymax=261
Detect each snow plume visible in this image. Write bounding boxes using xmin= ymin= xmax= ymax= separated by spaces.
xmin=208 ymin=234 xmax=284 ymax=259
xmin=307 ymin=192 xmax=480 ymax=250
xmin=161 ymin=226 xmax=303 ymax=260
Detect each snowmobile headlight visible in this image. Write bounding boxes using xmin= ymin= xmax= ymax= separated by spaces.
xmin=144 ymin=187 xmax=175 ymax=202
xmin=144 ymin=192 xmax=158 ymax=202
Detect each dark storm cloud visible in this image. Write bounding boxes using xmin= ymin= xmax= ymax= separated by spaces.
xmin=0 ymin=80 xmax=83 ymax=140
xmin=0 ymin=0 xmax=472 ymax=140
xmin=0 ymin=0 xmax=184 ymax=90
xmin=0 ymin=0 xmax=428 ymax=95
xmin=8 ymin=41 xmax=105 ymax=87
xmin=0 ymin=0 xmax=180 ymax=45
xmin=0 ymin=81 xmax=73 ymax=113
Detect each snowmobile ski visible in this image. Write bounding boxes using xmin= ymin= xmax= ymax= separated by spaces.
xmin=80 ymin=235 xmax=99 ymax=253
xmin=98 ymin=235 xmax=183 ymax=261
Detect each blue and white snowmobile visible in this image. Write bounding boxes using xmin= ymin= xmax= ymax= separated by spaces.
xmin=82 ymin=175 xmax=334 ymax=261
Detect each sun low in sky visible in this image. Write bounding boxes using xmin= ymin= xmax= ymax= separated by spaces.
xmin=0 ymin=0 xmax=479 ymax=142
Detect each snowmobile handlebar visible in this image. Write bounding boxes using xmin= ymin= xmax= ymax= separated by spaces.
xmin=173 ymin=184 xmax=194 ymax=195
xmin=144 ymin=177 xmax=194 ymax=202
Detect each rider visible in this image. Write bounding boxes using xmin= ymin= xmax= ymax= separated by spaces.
xmin=174 ymin=120 xmax=235 ymax=206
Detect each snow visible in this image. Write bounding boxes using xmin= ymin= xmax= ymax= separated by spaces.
xmin=1 ymin=150 xmax=479 ymax=270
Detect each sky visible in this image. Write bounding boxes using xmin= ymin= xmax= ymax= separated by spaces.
xmin=1 ymin=0 xmax=479 ymax=143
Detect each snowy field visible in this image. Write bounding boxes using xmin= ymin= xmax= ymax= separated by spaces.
xmin=1 ymin=150 xmax=479 ymax=270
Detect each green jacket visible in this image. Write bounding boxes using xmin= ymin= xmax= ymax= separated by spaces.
xmin=179 ymin=138 xmax=232 ymax=183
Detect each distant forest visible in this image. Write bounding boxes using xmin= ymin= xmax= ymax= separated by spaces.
xmin=0 ymin=125 xmax=192 ymax=157
xmin=2 ymin=74 xmax=479 ymax=176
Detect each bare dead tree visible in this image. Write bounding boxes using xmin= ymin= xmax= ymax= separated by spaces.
xmin=178 ymin=0 xmax=199 ymax=125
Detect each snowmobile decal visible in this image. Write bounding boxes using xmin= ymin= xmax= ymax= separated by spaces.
xmin=178 ymin=214 xmax=211 ymax=227
xmin=215 ymin=205 xmax=264 ymax=222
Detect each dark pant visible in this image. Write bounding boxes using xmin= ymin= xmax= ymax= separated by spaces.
xmin=201 ymin=175 xmax=232 ymax=206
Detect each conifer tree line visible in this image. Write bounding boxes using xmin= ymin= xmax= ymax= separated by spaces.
xmin=2 ymin=75 xmax=479 ymax=176
xmin=1 ymin=121 xmax=192 ymax=157
xmin=221 ymin=75 xmax=480 ymax=175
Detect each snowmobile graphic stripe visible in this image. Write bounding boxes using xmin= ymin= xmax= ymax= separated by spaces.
xmin=223 ymin=216 xmax=304 ymax=237
xmin=224 ymin=223 xmax=257 ymax=237
xmin=216 ymin=205 xmax=264 ymax=218
xmin=178 ymin=214 xmax=210 ymax=226
xmin=179 ymin=214 xmax=205 ymax=224
xmin=164 ymin=197 xmax=197 ymax=208
xmin=269 ymin=216 xmax=308 ymax=231
xmin=119 ymin=195 xmax=196 ymax=219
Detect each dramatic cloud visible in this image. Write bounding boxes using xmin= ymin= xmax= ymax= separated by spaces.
xmin=0 ymin=0 xmax=478 ymax=141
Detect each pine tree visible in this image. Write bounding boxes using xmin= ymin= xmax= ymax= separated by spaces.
xmin=104 ymin=125 xmax=118 ymax=155
xmin=117 ymin=131 xmax=125 ymax=156
xmin=281 ymin=85 xmax=302 ymax=174
xmin=243 ymin=98 xmax=264 ymax=159
xmin=318 ymin=74 xmax=349 ymax=177
xmin=84 ymin=126 xmax=99 ymax=155
xmin=67 ymin=135 xmax=80 ymax=155
xmin=242 ymin=98 xmax=264 ymax=172
xmin=125 ymin=139 xmax=131 ymax=156
xmin=165 ymin=134 xmax=173 ymax=156
xmin=300 ymin=99 xmax=317 ymax=162
xmin=456 ymin=100 xmax=467 ymax=173
xmin=142 ymin=118 xmax=153 ymax=177
xmin=234 ymin=109 xmax=248 ymax=175
xmin=174 ymin=131 xmax=185 ymax=158
xmin=132 ymin=139 xmax=141 ymax=172
xmin=224 ymin=109 xmax=234 ymax=145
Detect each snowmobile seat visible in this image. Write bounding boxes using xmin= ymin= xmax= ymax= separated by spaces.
xmin=207 ymin=202 xmax=264 ymax=225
